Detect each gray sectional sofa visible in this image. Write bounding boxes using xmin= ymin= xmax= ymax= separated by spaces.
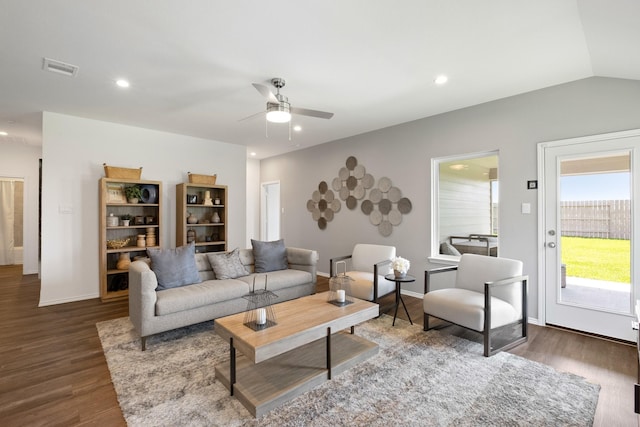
xmin=128 ymin=246 xmax=319 ymax=350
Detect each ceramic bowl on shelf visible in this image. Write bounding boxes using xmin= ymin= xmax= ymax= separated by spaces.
xmin=106 ymin=238 xmax=130 ymax=249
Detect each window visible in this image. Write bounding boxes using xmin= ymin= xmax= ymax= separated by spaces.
xmin=431 ymin=151 xmax=499 ymax=259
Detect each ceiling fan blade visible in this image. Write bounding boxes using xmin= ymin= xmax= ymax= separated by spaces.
xmin=290 ymin=106 xmax=334 ymax=119
xmin=252 ymin=83 xmax=279 ymax=104
xmin=238 ymin=111 xmax=265 ymax=122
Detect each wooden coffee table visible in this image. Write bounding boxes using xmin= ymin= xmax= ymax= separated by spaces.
xmin=214 ymin=292 xmax=379 ymax=417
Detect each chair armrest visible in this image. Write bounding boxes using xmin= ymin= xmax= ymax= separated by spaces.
xmin=330 ymin=254 xmax=352 ymax=277
xmin=484 ymin=275 xmax=529 ymax=331
xmin=128 ymin=260 xmax=159 ymax=336
xmin=424 ymin=265 xmax=458 ymax=293
xmin=372 ymin=259 xmax=392 ymax=301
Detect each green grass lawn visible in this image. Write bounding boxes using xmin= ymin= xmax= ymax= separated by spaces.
xmin=561 ymin=236 xmax=630 ymax=283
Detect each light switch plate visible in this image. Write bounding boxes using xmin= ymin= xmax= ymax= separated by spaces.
xmin=521 ymin=203 xmax=531 ymax=214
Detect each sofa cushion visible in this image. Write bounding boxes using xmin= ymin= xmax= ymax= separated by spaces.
xmin=147 ymin=243 xmax=201 ymax=291
xmin=155 ymin=279 xmax=250 ymax=316
xmin=195 ymin=253 xmax=215 ymax=281
xmin=236 ymin=269 xmax=312 ymax=292
xmin=207 ymin=248 xmax=250 ymax=279
xmin=251 ymin=239 xmax=288 ymax=273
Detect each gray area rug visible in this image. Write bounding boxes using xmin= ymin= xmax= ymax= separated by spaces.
xmin=97 ymin=315 xmax=600 ymax=426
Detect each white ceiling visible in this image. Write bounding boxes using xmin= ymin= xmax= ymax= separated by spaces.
xmin=1 ymin=0 xmax=639 ymax=159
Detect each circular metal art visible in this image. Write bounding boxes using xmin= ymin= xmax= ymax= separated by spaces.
xmin=308 ymin=181 xmax=343 ymax=230
xmin=318 ymin=217 xmax=327 ymax=230
xmin=306 ymin=200 xmax=316 ymax=212
xmin=338 ymin=167 xmax=350 ymax=180
xmin=379 ymin=198 xmax=392 ymax=215
xmin=318 ymin=181 xmax=328 ymax=194
xmin=312 ymin=209 xmax=321 ymax=221
xmin=378 ymin=220 xmax=393 ymax=237
xmin=362 ymin=174 xmax=375 ymax=189
xmin=325 ymin=190 xmax=335 ymax=202
xmin=388 ymin=187 xmax=402 ymax=203
xmin=346 ymin=156 xmax=358 ymax=170
xmin=324 ymin=209 xmax=334 ymax=221
xmin=332 ymin=177 xmax=342 ymax=191
xmin=398 ymin=197 xmax=413 ymax=214
xmin=369 ymin=209 xmax=382 ymax=225
xmin=346 ymin=195 xmax=358 ymax=210
xmin=361 ymin=199 xmax=374 ymax=215
xmin=369 ymin=188 xmax=383 ymax=203
xmin=312 ymin=190 xmax=321 ymax=202
xmin=378 ymin=177 xmax=392 ymax=192
xmin=389 ymin=209 xmax=402 ymax=226
xmin=353 ymin=164 xmax=366 ymax=179
xmin=353 ymin=185 xmax=365 ymax=200
xmin=331 ymin=199 xmax=341 ymax=213
xmin=339 ymin=186 xmax=350 ymax=201
xmin=346 ymin=175 xmax=358 ymax=190
xmin=318 ymin=199 xmax=328 ymax=211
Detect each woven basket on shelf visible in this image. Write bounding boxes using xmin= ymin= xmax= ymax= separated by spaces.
xmin=188 ymin=173 xmax=217 ymax=185
xmin=103 ymin=164 xmax=142 ymax=179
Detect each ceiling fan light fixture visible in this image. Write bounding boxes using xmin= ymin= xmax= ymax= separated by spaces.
xmin=266 ymin=101 xmax=291 ymax=123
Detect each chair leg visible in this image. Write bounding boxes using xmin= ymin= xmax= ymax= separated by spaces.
xmin=141 ymin=336 xmax=146 ymax=351
xmin=424 ymin=313 xmax=430 ymax=331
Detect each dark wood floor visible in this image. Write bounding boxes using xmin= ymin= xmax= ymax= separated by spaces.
xmin=0 ymin=267 xmax=637 ymax=426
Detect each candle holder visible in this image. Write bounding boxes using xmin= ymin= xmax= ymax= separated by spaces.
xmin=243 ymin=274 xmax=278 ymax=331
xmin=328 ymin=261 xmax=354 ymax=307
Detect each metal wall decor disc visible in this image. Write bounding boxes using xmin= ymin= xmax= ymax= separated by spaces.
xmin=378 ymin=177 xmax=392 ymax=192
xmin=346 ymin=156 xmax=358 ymax=170
xmin=369 ymin=188 xmax=383 ymax=203
xmin=362 ymin=173 xmax=374 ymax=189
xmin=339 ymin=186 xmax=350 ymax=200
xmin=318 ymin=199 xmax=328 ymax=212
xmin=331 ymin=199 xmax=341 ymax=212
xmin=378 ymin=220 xmax=393 ymax=237
xmin=312 ymin=190 xmax=321 ymax=202
xmin=354 ymin=184 xmax=365 ymax=200
xmin=318 ymin=181 xmax=328 ymax=194
xmin=388 ymin=187 xmax=402 ymax=203
xmin=312 ymin=208 xmax=321 ymax=221
xmin=361 ymin=199 xmax=374 ymax=215
xmin=389 ymin=209 xmax=402 ymax=226
xmin=398 ymin=197 xmax=413 ymax=214
xmin=318 ymin=217 xmax=327 ymax=230
xmin=346 ymin=195 xmax=357 ymax=210
xmin=379 ymin=198 xmax=392 ymax=215
xmin=353 ymin=164 xmax=365 ymax=179
xmin=325 ymin=189 xmax=335 ymax=202
xmin=369 ymin=209 xmax=382 ymax=225
xmin=346 ymin=175 xmax=358 ymax=190
xmin=332 ymin=177 xmax=342 ymax=191
xmin=325 ymin=209 xmax=334 ymax=221
xmin=339 ymin=167 xmax=350 ymax=180
xmin=306 ymin=199 xmax=316 ymax=212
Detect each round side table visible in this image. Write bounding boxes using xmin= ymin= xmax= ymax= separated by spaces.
xmin=384 ymin=274 xmax=415 ymax=326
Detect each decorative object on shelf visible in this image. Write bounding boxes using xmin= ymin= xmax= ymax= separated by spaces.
xmin=145 ymin=227 xmax=156 ymax=247
xmin=328 ymin=261 xmax=354 ymax=306
xmin=103 ymin=163 xmax=142 ymax=179
xmin=106 ymin=238 xmax=130 ymax=249
xmin=136 ymin=234 xmax=146 ymax=248
xmin=187 ymin=194 xmax=198 ymax=204
xmin=139 ymin=184 xmax=158 ymax=204
xmin=391 ymin=256 xmax=410 ymax=278
xmin=243 ymin=275 xmax=278 ymax=331
xmin=105 ymin=183 xmax=126 ymax=203
xmin=134 ymin=216 xmax=145 ymax=225
xmin=211 ymin=233 xmax=219 ymax=242
xmin=116 ymin=252 xmax=131 ymax=270
xmin=145 ymin=215 xmax=155 ymax=225
xmin=187 ymin=228 xmax=196 ymax=243
xmin=124 ymin=185 xmax=142 ymax=204
xmin=187 ymin=212 xmax=198 ymax=224
xmin=188 ymin=172 xmax=217 ymax=185
xmin=202 ymin=190 xmax=214 ymax=206
xmin=107 ymin=213 xmax=119 ymax=227
xmin=212 ymin=211 xmax=221 ymax=223
xmin=120 ymin=214 xmax=132 ymax=226
xmin=214 ymin=197 xmax=221 ymax=205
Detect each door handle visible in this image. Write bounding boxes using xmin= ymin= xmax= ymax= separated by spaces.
xmin=547 ymin=242 xmax=556 ymax=248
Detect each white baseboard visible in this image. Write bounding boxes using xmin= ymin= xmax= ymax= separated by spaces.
xmin=38 ymin=292 xmax=99 ymax=307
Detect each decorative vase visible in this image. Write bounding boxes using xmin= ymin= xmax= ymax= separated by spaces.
xmin=187 ymin=212 xmax=198 ymax=224
xmin=145 ymin=227 xmax=156 ymax=247
xmin=212 ymin=211 xmax=221 ymax=223
xmin=394 ymin=270 xmax=406 ymax=279
xmin=187 ymin=228 xmax=196 ymax=243
xmin=116 ymin=252 xmax=131 ymax=270
xmin=136 ymin=234 xmax=146 ymax=248
xmin=106 ymin=213 xmax=119 ymax=227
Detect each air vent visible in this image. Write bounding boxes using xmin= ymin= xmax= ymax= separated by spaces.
xmin=42 ymin=57 xmax=79 ymax=77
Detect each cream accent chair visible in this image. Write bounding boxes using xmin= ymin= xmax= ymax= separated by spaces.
xmin=330 ymin=244 xmax=396 ymax=303
xmin=423 ymin=253 xmax=528 ymax=357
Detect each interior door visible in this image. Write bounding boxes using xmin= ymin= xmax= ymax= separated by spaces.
xmin=540 ymin=130 xmax=640 ymax=342
xmin=260 ymin=181 xmax=280 ymax=241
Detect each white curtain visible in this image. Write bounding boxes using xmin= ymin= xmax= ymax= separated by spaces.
xmin=0 ymin=180 xmax=15 ymax=265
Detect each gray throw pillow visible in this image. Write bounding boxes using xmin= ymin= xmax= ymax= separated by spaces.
xmin=207 ymin=248 xmax=250 ymax=279
xmin=251 ymin=239 xmax=288 ymax=273
xmin=147 ymin=242 xmax=202 ymax=291
xmin=440 ymin=241 xmax=461 ymax=256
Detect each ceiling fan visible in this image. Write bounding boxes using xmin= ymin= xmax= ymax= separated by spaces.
xmin=249 ymin=78 xmax=334 ymax=123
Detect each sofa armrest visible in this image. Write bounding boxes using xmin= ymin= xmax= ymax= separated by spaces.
xmin=286 ymin=247 xmax=319 ymax=283
xmin=128 ymin=260 xmax=159 ymax=337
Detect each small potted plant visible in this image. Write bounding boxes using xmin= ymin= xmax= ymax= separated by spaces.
xmin=124 ymin=185 xmax=142 ymax=204
xmin=120 ymin=214 xmax=132 ymax=226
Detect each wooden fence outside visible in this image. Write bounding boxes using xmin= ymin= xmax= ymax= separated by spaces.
xmin=561 ymin=200 xmax=631 ymax=239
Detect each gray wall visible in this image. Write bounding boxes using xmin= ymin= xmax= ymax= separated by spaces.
xmin=260 ymin=76 xmax=640 ymax=320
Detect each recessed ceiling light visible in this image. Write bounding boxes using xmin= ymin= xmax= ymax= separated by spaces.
xmin=0 ymin=131 xmax=8 ymax=136
xmin=250 ymin=152 xmax=257 ymax=156
xmin=434 ymin=75 xmax=448 ymax=85
xmin=293 ymin=125 xmax=302 ymax=132
xmin=116 ymin=79 xmax=130 ymax=88
xmin=449 ymin=164 xmax=468 ymax=170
